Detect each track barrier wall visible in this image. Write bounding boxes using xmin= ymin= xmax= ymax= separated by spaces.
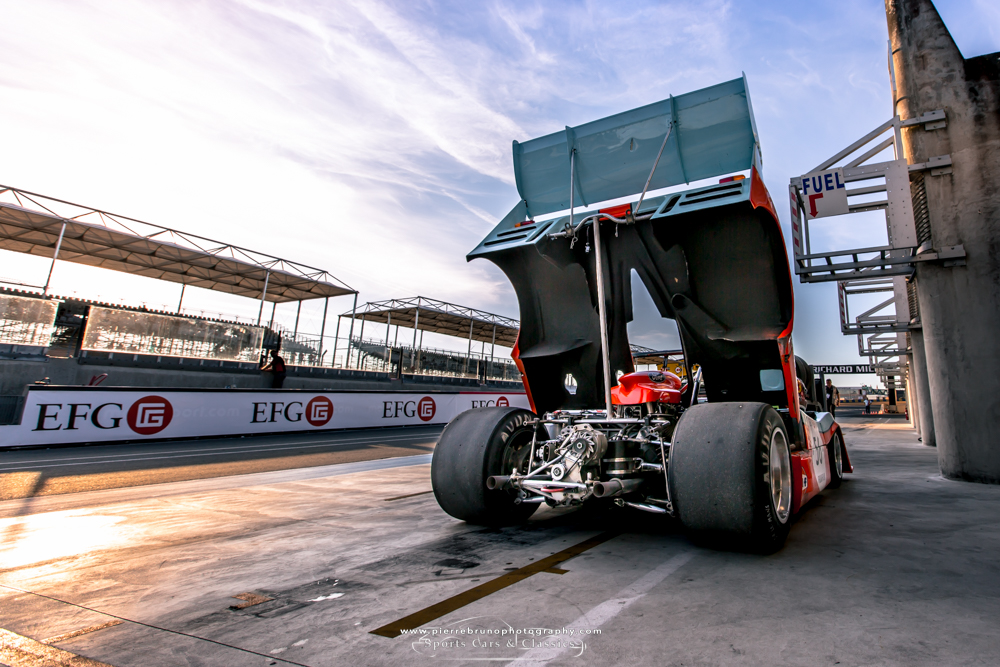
xmin=0 ymin=387 xmax=529 ymax=448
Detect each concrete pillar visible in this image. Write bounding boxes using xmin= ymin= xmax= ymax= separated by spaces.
xmin=909 ymin=328 xmax=936 ymax=446
xmin=905 ymin=355 xmax=918 ymax=432
xmin=886 ymin=0 xmax=1000 ymax=481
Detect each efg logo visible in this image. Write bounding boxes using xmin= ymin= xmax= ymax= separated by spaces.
xmin=381 ymin=396 xmax=437 ymax=421
xmin=417 ymin=396 xmax=436 ymax=422
xmin=127 ymin=396 xmax=173 ymax=435
xmin=471 ymin=396 xmax=512 ymax=409
xmin=305 ymin=396 xmax=334 ymax=427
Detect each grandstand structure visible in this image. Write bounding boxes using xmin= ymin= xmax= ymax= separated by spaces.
xmin=332 ymin=297 xmax=520 ymax=381
xmin=0 ymin=185 xmax=530 ymax=423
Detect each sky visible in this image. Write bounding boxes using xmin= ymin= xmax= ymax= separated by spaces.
xmin=1 ymin=0 xmax=996 ymax=386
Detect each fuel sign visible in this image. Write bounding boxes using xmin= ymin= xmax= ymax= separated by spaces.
xmin=800 ymin=168 xmax=849 ymax=219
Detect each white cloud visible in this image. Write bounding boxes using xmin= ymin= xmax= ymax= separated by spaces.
xmin=0 ymin=0 xmax=940 ymax=371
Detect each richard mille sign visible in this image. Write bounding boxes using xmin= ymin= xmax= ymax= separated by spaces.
xmin=812 ymin=365 xmax=874 ymax=374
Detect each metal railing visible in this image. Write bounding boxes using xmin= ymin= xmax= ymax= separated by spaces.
xmin=81 ymin=306 xmax=264 ymax=363
xmin=0 ymin=289 xmax=525 ymax=385
xmin=0 ymin=294 xmax=58 ymax=347
xmin=273 ymin=330 xmax=521 ymax=382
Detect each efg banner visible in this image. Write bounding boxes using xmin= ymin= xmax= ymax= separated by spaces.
xmin=0 ymin=387 xmax=530 ymax=447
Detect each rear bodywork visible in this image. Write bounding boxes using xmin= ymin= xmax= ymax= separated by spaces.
xmin=468 ymin=77 xmax=803 ymax=438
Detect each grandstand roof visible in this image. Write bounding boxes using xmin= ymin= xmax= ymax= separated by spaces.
xmin=0 ymin=185 xmax=354 ymax=303
xmin=343 ymin=300 xmax=691 ymax=358
xmin=344 ymin=297 xmax=519 ymax=348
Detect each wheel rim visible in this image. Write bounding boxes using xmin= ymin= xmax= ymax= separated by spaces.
xmin=832 ymin=435 xmax=843 ymax=477
xmin=499 ymin=428 xmax=534 ymax=478
xmin=769 ymin=427 xmax=791 ymax=524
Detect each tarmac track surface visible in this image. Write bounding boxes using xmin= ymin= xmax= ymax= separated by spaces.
xmin=0 ymin=425 xmax=444 ymax=501
xmin=1 ymin=417 xmax=999 ymax=666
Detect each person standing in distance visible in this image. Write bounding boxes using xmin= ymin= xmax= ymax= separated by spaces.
xmin=262 ymin=347 xmax=287 ymax=389
xmin=825 ymin=378 xmax=840 ymax=417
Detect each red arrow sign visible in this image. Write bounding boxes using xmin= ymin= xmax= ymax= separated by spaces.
xmin=808 ymin=193 xmax=823 ymax=218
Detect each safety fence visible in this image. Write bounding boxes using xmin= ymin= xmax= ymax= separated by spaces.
xmin=272 ymin=331 xmax=521 ymax=383
xmin=0 ymin=290 xmax=521 ymax=384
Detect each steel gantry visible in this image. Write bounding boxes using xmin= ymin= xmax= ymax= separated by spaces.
xmin=788 ymin=50 xmax=968 ymax=418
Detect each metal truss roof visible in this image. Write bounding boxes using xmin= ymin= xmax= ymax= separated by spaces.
xmin=344 ymin=297 xmax=519 ymax=347
xmin=0 ymin=185 xmax=355 ymax=303
xmin=630 ymin=346 xmax=684 ymax=365
xmin=343 ymin=301 xmax=691 ymax=360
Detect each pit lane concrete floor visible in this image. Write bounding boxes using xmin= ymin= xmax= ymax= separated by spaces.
xmin=2 ymin=418 xmax=998 ymax=667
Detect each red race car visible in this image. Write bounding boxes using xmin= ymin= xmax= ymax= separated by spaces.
xmin=431 ymin=77 xmax=851 ymax=552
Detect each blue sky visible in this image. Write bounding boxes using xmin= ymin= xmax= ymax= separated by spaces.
xmin=0 ymin=0 xmax=995 ymax=384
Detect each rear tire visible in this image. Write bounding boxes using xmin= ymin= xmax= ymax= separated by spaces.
xmin=431 ymin=407 xmax=539 ymax=526
xmin=668 ymin=402 xmax=792 ymax=552
xmin=827 ymin=432 xmax=845 ymax=488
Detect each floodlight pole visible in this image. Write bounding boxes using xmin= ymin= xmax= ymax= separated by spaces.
xmin=42 ymin=221 xmax=67 ymax=297
xmin=465 ymin=319 xmax=474 ymax=374
xmin=357 ymin=314 xmax=367 ymax=369
xmin=176 ymin=284 xmax=186 ymax=314
xmin=490 ymin=324 xmax=496 ymax=380
xmin=318 ymin=296 xmax=329 ymax=364
xmin=418 ymin=330 xmax=424 ymax=372
xmin=346 ymin=293 xmax=358 ymax=369
xmin=331 ymin=314 xmax=341 ymax=367
xmin=256 ymin=271 xmax=270 ymax=325
xmin=410 ymin=307 xmax=420 ymax=371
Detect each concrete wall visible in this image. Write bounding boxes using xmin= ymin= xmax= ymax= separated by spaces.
xmin=0 ymin=358 xmax=268 ymax=394
xmin=886 ymin=0 xmax=1000 ymax=481
xmin=0 ymin=357 xmax=503 ymax=396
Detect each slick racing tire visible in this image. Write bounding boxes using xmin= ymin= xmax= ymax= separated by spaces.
xmin=826 ymin=431 xmax=845 ymax=488
xmin=432 ymin=406 xmax=538 ymax=526
xmin=668 ymin=402 xmax=793 ymax=553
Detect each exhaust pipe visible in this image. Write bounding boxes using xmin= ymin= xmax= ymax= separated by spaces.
xmin=620 ymin=500 xmax=668 ymax=514
xmin=486 ymin=475 xmax=510 ymax=490
xmin=592 ymin=477 xmax=644 ymax=498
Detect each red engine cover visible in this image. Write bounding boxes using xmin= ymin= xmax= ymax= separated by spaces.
xmin=611 ymin=370 xmax=682 ymax=405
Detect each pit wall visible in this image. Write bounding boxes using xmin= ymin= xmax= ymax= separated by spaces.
xmin=0 ymin=386 xmax=529 ymax=448
xmin=0 ymin=357 xmax=521 ymax=395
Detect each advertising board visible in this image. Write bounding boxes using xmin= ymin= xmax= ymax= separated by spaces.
xmin=811 ymin=365 xmax=875 ymax=374
xmin=0 ymin=387 xmax=529 ymax=447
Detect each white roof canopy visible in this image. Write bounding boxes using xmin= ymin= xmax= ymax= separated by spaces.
xmin=0 ymin=185 xmax=354 ymax=303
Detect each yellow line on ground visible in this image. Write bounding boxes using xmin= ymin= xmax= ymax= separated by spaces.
xmin=383 ymin=490 xmax=433 ymax=501
xmin=229 ymin=592 xmax=273 ymax=610
xmin=0 ymin=627 xmax=116 ymax=667
xmin=369 ymin=530 xmax=620 ymax=638
xmin=43 ymin=620 xmax=123 ymax=645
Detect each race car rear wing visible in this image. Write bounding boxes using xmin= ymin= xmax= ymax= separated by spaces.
xmin=510 ymin=75 xmax=760 ymax=220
